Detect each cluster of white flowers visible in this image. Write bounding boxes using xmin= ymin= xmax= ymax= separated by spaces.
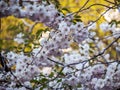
xmin=0 ymin=0 xmax=60 ymax=28
xmin=104 ymin=9 xmax=120 ymax=22
xmin=32 ymin=21 xmax=89 ymax=67
xmin=0 ymin=0 xmax=120 ymax=90
xmin=100 ymin=22 xmax=120 ymax=38
xmin=4 ymin=52 xmax=40 ymax=82
xmin=60 ymin=62 xmax=120 ymax=90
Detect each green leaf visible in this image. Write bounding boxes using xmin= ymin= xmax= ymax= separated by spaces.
xmin=59 ymin=71 xmax=64 ymax=76
xmin=49 ymin=72 xmax=54 ymax=78
xmin=36 ymin=29 xmax=44 ymax=39
xmin=57 ymin=79 xmax=62 ymax=83
xmin=41 ymin=78 xmax=48 ymax=83
xmin=36 ymin=28 xmax=49 ymax=39
xmin=7 ymin=25 xmax=18 ymax=31
xmin=109 ymin=20 xmax=120 ymax=27
xmin=17 ymin=44 xmax=24 ymax=52
xmin=30 ymin=79 xmax=39 ymax=83
xmin=109 ymin=20 xmax=117 ymax=27
xmin=74 ymin=15 xmax=81 ymax=18
xmin=62 ymin=8 xmax=71 ymax=13
xmin=74 ymin=18 xmax=82 ymax=22
xmin=53 ymin=0 xmax=61 ymax=8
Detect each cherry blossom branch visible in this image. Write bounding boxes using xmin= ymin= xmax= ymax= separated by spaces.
xmin=37 ymin=67 xmax=64 ymax=88
xmin=66 ymin=36 xmax=120 ymax=66
xmin=45 ymin=36 xmax=120 ymax=67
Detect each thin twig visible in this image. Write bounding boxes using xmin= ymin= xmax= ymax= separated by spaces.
xmin=104 ymin=0 xmax=115 ymax=4
xmin=77 ymin=0 xmax=90 ymax=14
xmin=66 ymin=3 xmax=115 ymax=17
xmin=48 ymin=58 xmax=64 ymax=66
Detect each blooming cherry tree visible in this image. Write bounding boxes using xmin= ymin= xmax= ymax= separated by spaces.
xmin=0 ymin=0 xmax=120 ymax=90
